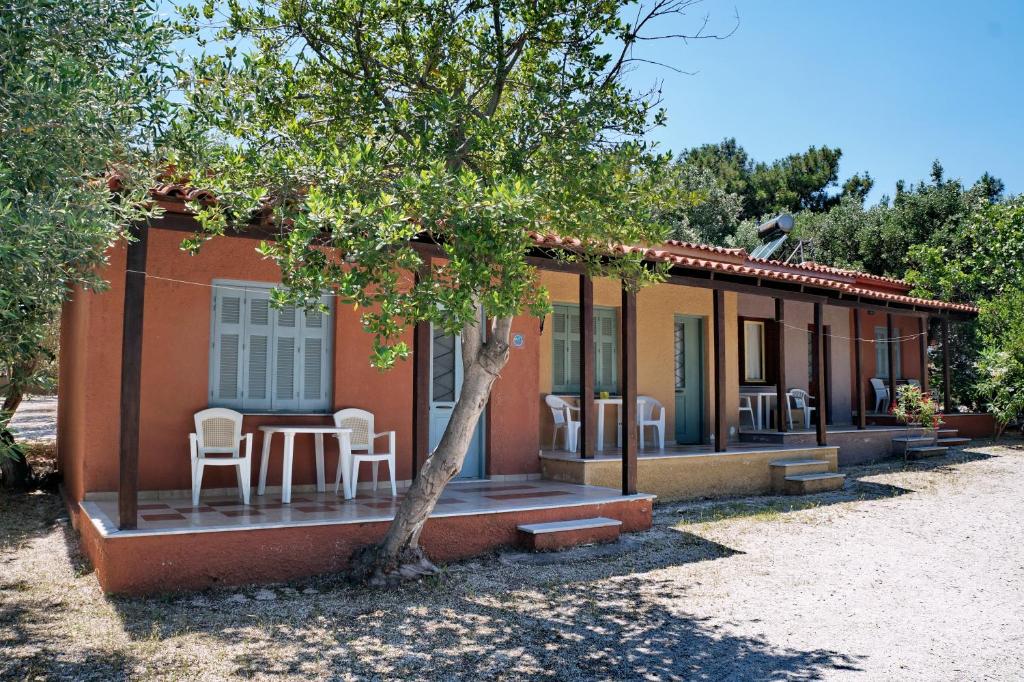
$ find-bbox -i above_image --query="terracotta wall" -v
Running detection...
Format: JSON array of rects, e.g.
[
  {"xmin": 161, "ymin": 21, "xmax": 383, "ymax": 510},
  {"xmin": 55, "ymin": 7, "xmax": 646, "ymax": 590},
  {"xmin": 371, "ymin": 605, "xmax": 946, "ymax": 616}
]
[
  {"xmin": 538, "ymin": 272, "xmax": 739, "ymax": 446},
  {"xmin": 58, "ymin": 226, "xmax": 541, "ymax": 498},
  {"xmin": 738, "ymin": 296, "xmax": 854, "ymax": 425},
  {"xmin": 854, "ymin": 309, "xmax": 925, "ymax": 411}
]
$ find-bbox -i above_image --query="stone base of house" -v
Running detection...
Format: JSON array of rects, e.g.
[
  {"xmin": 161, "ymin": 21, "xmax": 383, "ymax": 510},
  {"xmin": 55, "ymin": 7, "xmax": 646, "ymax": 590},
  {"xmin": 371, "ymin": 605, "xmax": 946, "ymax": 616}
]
[
  {"xmin": 539, "ymin": 445, "xmax": 840, "ymax": 502},
  {"xmin": 739, "ymin": 426, "xmax": 940, "ymax": 465}
]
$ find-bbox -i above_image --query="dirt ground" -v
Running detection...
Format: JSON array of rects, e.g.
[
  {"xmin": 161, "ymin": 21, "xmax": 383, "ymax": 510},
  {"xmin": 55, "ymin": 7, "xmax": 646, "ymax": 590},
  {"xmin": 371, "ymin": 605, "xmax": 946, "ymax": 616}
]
[{"xmin": 2, "ymin": 439, "xmax": 1023, "ymax": 680}]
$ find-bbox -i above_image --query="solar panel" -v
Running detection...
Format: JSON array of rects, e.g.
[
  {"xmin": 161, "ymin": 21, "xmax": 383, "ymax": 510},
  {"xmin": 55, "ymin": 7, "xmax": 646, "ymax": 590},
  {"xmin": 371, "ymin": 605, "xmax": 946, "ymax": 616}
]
[{"xmin": 750, "ymin": 234, "xmax": 789, "ymax": 260}]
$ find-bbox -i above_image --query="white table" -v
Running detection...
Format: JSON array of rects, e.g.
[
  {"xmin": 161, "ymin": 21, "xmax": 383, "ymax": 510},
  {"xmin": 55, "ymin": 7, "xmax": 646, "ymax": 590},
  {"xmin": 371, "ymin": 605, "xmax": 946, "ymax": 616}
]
[
  {"xmin": 594, "ymin": 397, "xmax": 647, "ymax": 451},
  {"xmin": 743, "ymin": 391, "xmax": 778, "ymax": 430},
  {"xmin": 257, "ymin": 426, "xmax": 353, "ymax": 503}
]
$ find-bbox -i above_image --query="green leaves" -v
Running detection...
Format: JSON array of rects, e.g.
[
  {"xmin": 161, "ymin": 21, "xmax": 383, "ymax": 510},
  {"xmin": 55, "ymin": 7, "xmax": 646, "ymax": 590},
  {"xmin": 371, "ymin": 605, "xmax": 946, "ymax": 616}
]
[{"xmin": 173, "ymin": 0, "xmax": 696, "ymax": 367}]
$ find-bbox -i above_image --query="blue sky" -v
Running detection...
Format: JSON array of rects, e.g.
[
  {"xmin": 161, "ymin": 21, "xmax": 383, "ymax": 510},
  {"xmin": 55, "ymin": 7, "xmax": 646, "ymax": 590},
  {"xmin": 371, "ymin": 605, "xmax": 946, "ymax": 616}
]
[{"xmin": 626, "ymin": 0, "xmax": 1024, "ymax": 203}]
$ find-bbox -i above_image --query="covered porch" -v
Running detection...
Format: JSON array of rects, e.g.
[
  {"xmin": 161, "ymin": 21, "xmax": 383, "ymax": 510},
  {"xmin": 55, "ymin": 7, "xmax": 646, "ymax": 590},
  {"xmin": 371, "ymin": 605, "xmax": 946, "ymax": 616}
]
[{"xmin": 77, "ymin": 478, "xmax": 654, "ymax": 594}]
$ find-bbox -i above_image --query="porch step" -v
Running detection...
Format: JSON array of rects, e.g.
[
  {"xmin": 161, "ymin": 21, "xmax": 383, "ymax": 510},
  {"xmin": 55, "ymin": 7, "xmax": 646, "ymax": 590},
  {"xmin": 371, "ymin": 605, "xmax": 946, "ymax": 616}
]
[
  {"xmin": 937, "ymin": 437, "xmax": 970, "ymax": 447},
  {"xmin": 891, "ymin": 436, "xmax": 935, "ymax": 456},
  {"xmin": 783, "ymin": 472, "xmax": 846, "ymax": 495},
  {"xmin": 769, "ymin": 459, "xmax": 833, "ymax": 493},
  {"xmin": 937, "ymin": 429, "xmax": 960, "ymax": 439},
  {"xmin": 906, "ymin": 445, "xmax": 949, "ymax": 460},
  {"xmin": 517, "ymin": 517, "xmax": 622, "ymax": 552}
]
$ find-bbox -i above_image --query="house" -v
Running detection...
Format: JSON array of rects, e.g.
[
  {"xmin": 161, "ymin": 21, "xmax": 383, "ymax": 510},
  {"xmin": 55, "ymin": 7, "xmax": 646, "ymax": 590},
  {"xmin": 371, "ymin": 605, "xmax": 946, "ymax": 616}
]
[{"xmin": 57, "ymin": 185, "xmax": 984, "ymax": 593}]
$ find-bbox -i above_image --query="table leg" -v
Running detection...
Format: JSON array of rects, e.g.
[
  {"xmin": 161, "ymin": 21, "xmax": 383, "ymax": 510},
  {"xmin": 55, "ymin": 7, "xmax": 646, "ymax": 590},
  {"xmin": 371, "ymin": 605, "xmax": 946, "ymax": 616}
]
[
  {"xmin": 282, "ymin": 433, "xmax": 295, "ymax": 504},
  {"xmin": 340, "ymin": 433, "xmax": 354, "ymax": 500},
  {"xmin": 616, "ymin": 403, "xmax": 622, "ymax": 448},
  {"xmin": 596, "ymin": 403, "xmax": 605, "ymax": 451},
  {"xmin": 258, "ymin": 431, "xmax": 272, "ymax": 495},
  {"xmin": 755, "ymin": 396, "xmax": 764, "ymax": 431},
  {"xmin": 314, "ymin": 433, "xmax": 326, "ymax": 492}
]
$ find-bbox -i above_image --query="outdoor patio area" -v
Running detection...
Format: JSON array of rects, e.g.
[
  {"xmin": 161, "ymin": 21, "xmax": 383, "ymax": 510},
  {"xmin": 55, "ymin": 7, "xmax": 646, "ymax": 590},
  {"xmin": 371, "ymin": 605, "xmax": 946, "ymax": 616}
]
[{"xmin": 80, "ymin": 479, "xmax": 650, "ymax": 537}]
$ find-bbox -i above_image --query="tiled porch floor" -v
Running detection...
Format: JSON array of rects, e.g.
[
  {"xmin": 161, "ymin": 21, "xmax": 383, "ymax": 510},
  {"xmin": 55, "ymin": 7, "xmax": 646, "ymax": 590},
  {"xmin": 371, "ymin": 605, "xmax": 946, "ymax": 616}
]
[{"xmin": 82, "ymin": 479, "xmax": 651, "ymax": 537}]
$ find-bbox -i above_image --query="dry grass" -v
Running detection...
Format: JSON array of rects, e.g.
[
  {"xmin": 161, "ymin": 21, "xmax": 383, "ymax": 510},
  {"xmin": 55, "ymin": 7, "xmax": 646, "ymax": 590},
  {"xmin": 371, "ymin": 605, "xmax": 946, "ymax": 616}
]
[{"xmin": 2, "ymin": 441, "xmax": 1023, "ymax": 680}]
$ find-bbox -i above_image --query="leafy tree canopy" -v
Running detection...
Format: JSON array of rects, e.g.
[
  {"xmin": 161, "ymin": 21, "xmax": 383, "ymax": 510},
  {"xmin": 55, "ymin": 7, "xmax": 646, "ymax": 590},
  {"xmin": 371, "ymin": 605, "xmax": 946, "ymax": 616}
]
[{"xmin": 0, "ymin": 0, "xmax": 173, "ymax": 480}]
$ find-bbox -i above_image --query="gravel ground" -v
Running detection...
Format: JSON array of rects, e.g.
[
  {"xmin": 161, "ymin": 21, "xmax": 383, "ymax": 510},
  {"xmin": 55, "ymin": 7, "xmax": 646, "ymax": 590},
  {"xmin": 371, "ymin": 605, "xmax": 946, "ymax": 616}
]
[{"xmin": 2, "ymin": 439, "xmax": 1023, "ymax": 680}]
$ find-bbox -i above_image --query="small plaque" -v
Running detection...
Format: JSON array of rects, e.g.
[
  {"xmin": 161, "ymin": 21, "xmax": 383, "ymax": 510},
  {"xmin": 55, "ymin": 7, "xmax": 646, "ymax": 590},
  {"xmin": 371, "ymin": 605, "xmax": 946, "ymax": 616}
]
[{"xmin": 512, "ymin": 333, "xmax": 525, "ymax": 348}]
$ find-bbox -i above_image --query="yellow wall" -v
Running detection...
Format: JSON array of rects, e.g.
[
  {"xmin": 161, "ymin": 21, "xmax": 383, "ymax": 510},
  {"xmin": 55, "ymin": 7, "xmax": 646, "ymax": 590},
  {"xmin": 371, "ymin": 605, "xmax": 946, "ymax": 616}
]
[{"xmin": 538, "ymin": 272, "xmax": 740, "ymax": 447}]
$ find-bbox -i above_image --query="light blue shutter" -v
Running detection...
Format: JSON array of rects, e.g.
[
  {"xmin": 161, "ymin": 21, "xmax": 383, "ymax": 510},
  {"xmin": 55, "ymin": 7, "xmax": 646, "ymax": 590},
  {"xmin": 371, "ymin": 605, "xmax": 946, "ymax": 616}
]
[
  {"xmin": 243, "ymin": 289, "xmax": 272, "ymax": 410},
  {"xmin": 272, "ymin": 303, "xmax": 299, "ymax": 410},
  {"xmin": 595, "ymin": 309, "xmax": 617, "ymax": 392},
  {"xmin": 211, "ymin": 288, "xmax": 244, "ymax": 406},
  {"xmin": 298, "ymin": 294, "xmax": 333, "ymax": 410},
  {"xmin": 551, "ymin": 306, "xmax": 571, "ymax": 393}
]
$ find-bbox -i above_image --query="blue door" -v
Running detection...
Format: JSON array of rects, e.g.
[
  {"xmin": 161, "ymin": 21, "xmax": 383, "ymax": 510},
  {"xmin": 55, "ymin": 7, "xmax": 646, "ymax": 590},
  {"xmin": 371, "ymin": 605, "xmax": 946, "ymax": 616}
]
[
  {"xmin": 674, "ymin": 316, "xmax": 704, "ymax": 444},
  {"xmin": 429, "ymin": 324, "xmax": 485, "ymax": 478}
]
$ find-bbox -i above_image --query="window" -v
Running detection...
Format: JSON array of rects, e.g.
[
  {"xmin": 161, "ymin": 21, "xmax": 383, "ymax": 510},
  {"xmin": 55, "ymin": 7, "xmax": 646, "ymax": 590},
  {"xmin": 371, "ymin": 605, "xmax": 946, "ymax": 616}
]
[
  {"xmin": 551, "ymin": 304, "xmax": 617, "ymax": 393},
  {"xmin": 743, "ymin": 320, "xmax": 766, "ymax": 383},
  {"xmin": 209, "ymin": 281, "xmax": 333, "ymax": 412},
  {"xmin": 874, "ymin": 326, "xmax": 902, "ymax": 380}
]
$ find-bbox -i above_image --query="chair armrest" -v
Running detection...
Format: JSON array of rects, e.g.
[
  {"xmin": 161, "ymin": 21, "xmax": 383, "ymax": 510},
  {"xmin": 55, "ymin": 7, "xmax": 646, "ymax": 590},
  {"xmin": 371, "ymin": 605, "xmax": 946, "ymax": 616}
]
[
  {"xmin": 564, "ymin": 404, "xmax": 581, "ymax": 414},
  {"xmin": 242, "ymin": 432, "xmax": 253, "ymax": 458},
  {"xmin": 372, "ymin": 430, "xmax": 397, "ymax": 456}
]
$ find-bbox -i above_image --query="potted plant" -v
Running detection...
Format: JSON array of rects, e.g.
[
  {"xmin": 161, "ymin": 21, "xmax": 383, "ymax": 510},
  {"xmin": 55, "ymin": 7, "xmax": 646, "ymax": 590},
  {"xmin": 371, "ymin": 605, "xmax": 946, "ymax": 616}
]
[{"xmin": 891, "ymin": 384, "xmax": 943, "ymax": 442}]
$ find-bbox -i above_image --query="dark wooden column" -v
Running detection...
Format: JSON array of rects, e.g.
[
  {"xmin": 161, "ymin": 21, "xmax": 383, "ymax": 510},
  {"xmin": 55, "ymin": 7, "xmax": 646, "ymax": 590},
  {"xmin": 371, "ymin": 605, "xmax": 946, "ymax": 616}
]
[
  {"xmin": 854, "ymin": 309, "xmax": 867, "ymax": 429},
  {"xmin": 712, "ymin": 289, "xmax": 727, "ymax": 452},
  {"xmin": 774, "ymin": 298, "xmax": 787, "ymax": 432},
  {"xmin": 886, "ymin": 312, "xmax": 897, "ymax": 412},
  {"xmin": 918, "ymin": 316, "xmax": 929, "ymax": 395},
  {"xmin": 411, "ymin": 264, "xmax": 431, "ymax": 479},
  {"xmin": 579, "ymin": 275, "xmax": 596, "ymax": 458},
  {"xmin": 118, "ymin": 223, "xmax": 149, "ymax": 530},
  {"xmin": 812, "ymin": 302, "xmax": 828, "ymax": 446},
  {"xmin": 942, "ymin": 316, "xmax": 952, "ymax": 414},
  {"xmin": 620, "ymin": 282, "xmax": 637, "ymax": 495}
]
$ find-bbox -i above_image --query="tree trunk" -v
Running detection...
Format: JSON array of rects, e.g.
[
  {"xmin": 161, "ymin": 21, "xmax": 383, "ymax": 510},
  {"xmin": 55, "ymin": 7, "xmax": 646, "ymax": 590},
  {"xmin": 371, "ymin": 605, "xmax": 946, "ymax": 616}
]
[
  {"xmin": 0, "ymin": 360, "xmax": 36, "ymax": 489},
  {"xmin": 350, "ymin": 315, "xmax": 513, "ymax": 585}
]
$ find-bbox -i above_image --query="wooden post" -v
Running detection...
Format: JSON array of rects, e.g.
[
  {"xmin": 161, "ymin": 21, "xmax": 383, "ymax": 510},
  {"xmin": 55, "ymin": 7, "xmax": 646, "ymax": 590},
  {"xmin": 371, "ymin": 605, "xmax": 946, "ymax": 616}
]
[
  {"xmin": 411, "ymin": 264, "xmax": 431, "ymax": 479},
  {"xmin": 886, "ymin": 312, "xmax": 897, "ymax": 415},
  {"xmin": 774, "ymin": 298, "xmax": 787, "ymax": 433},
  {"xmin": 579, "ymin": 275, "xmax": 596, "ymax": 458},
  {"xmin": 620, "ymin": 282, "xmax": 637, "ymax": 495},
  {"xmin": 942, "ymin": 317, "xmax": 952, "ymax": 414},
  {"xmin": 919, "ymin": 316, "xmax": 929, "ymax": 396},
  {"xmin": 854, "ymin": 310, "xmax": 866, "ymax": 429},
  {"xmin": 712, "ymin": 289, "xmax": 727, "ymax": 452},
  {"xmin": 118, "ymin": 223, "xmax": 148, "ymax": 530},
  {"xmin": 813, "ymin": 302, "xmax": 828, "ymax": 446}
]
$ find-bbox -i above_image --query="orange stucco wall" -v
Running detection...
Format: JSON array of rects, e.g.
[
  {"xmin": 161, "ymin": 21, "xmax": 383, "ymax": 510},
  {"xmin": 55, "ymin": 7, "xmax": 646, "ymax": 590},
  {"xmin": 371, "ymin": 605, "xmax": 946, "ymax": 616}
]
[
  {"xmin": 57, "ymin": 225, "xmax": 542, "ymax": 499},
  {"xmin": 854, "ymin": 309, "xmax": 925, "ymax": 410}
]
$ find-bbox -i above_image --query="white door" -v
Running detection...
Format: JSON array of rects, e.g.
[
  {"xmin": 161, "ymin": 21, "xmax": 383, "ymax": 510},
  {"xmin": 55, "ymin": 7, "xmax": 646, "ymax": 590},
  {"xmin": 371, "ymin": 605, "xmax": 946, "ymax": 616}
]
[{"xmin": 429, "ymin": 324, "xmax": 485, "ymax": 478}]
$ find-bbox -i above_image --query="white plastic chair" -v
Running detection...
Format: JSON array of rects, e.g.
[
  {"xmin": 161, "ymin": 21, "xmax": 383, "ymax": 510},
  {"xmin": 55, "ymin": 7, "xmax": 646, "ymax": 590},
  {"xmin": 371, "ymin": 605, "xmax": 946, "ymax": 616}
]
[
  {"xmin": 870, "ymin": 378, "xmax": 890, "ymax": 414},
  {"xmin": 545, "ymin": 395, "xmax": 581, "ymax": 452},
  {"xmin": 637, "ymin": 395, "xmax": 665, "ymax": 450},
  {"xmin": 189, "ymin": 408, "xmax": 253, "ymax": 506},
  {"xmin": 786, "ymin": 389, "xmax": 817, "ymax": 430},
  {"xmin": 739, "ymin": 395, "xmax": 756, "ymax": 427},
  {"xmin": 332, "ymin": 408, "xmax": 396, "ymax": 498}
]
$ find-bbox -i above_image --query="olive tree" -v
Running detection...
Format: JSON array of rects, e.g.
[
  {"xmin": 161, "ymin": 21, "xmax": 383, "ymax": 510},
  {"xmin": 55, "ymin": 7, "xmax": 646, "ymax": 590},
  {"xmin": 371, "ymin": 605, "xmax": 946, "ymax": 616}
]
[
  {"xmin": 174, "ymin": 0, "xmax": 732, "ymax": 583},
  {"xmin": 0, "ymin": 0, "xmax": 173, "ymax": 486}
]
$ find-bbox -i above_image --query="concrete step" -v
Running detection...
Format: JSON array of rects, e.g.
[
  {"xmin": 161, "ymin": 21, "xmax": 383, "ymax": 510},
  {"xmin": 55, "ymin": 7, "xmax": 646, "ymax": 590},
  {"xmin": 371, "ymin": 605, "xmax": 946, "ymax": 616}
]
[
  {"xmin": 937, "ymin": 429, "xmax": 959, "ymax": 439},
  {"xmin": 783, "ymin": 472, "xmax": 846, "ymax": 495},
  {"xmin": 937, "ymin": 437, "xmax": 970, "ymax": 447},
  {"xmin": 770, "ymin": 459, "xmax": 833, "ymax": 493},
  {"xmin": 517, "ymin": 517, "xmax": 622, "ymax": 551},
  {"xmin": 906, "ymin": 445, "xmax": 949, "ymax": 460},
  {"xmin": 891, "ymin": 436, "xmax": 935, "ymax": 455}
]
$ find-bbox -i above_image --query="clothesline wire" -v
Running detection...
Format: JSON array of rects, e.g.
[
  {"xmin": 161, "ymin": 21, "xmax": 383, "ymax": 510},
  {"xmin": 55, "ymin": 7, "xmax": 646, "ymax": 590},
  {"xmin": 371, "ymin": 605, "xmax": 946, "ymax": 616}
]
[{"xmin": 127, "ymin": 269, "xmax": 931, "ymax": 344}]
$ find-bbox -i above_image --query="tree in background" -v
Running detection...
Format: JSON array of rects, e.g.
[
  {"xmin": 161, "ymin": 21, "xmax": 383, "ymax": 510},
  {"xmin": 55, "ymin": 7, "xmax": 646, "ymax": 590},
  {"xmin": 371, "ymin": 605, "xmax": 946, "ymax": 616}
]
[
  {"xmin": 663, "ymin": 164, "xmax": 743, "ymax": 245},
  {"xmin": 174, "ymin": 0, "xmax": 731, "ymax": 583},
  {"xmin": 0, "ymin": 0, "xmax": 173, "ymax": 487}
]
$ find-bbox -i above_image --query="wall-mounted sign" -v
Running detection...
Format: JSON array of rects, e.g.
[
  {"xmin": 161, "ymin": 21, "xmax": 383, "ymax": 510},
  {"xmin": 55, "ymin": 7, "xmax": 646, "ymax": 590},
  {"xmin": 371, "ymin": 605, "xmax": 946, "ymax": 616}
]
[{"xmin": 512, "ymin": 333, "xmax": 525, "ymax": 348}]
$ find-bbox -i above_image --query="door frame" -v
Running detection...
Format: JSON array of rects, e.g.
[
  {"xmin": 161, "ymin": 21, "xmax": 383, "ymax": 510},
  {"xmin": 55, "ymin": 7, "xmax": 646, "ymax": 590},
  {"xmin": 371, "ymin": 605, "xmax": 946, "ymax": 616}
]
[
  {"xmin": 674, "ymin": 314, "xmax": 705, "ymax": 445},
  {"xmin": 428, "ymin": 322, "xmax": 486, "ymax": 479}
]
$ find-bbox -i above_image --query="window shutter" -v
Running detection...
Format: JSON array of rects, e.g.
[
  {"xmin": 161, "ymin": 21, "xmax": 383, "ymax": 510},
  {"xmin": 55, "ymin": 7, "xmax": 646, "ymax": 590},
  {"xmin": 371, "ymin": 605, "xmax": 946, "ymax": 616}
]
[
  {"xmin": 595, "ymin": 309, "xmax": 617, "ymax": 392},
  {"xmin": 298, "ymin": 294, "xmax": 332, "ymax": 410},
  {"xmin": 272, "ymin": 304, "xmax": 299, "ymax": 410},
  {"xmin": 243, "ymin": 290, "xmax": 272, "ymax": 410},
  {"xmin": 875, "ymin": 327, "xmax": 888, "ymax": 379},
  {"xmin": 211, "ymin": 289, "xmax": 244, "ymax": 405}
]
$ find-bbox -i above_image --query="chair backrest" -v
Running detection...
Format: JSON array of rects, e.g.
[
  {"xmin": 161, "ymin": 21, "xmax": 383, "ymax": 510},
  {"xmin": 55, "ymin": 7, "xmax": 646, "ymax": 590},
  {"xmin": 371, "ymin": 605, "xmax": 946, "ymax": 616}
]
[
  {"xmin": 869, "ymin": 377, "xmax": 888, "ymax": 396},
  {"xmin": 637, "ymin": 395, "xmax": 662, "ymax": 420},
  {"xmin": 333, "ymin": 408, "xmax": 373, "ymax": 451},
  {"xmin": 194, "ymin": 408, "xmax": 243, "ymax": 454},
  {"xmin": 906, "ymin": 379, "xmax": 921, "ymax": 388},
  {"xmin": 545, "ymin": 394, "xmax": 570, "ymax": 426},
  {"xmin": 788, "ymin": 389, "xmax": 810, "ymax": 408}
]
